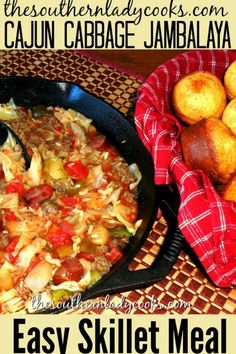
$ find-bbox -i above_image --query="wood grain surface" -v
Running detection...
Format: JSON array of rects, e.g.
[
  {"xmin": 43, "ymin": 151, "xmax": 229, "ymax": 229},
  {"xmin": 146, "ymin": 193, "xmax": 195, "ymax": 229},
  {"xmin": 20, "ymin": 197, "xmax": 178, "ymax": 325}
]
[{"xmin": 89, "ymin": 50, "xmax": 186, "ymax": 77}]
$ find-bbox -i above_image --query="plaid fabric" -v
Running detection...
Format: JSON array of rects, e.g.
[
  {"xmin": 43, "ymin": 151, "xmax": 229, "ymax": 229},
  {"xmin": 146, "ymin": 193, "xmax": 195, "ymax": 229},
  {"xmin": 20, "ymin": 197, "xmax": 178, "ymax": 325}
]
[{"xmin": 135, "ymin": 50, "xmax": 236, "ymax": 287}]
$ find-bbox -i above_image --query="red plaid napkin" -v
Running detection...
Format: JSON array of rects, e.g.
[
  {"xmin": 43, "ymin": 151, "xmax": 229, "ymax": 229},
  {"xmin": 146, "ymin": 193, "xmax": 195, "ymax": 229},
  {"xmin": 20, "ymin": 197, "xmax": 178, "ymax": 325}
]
[{"xmin": 135, "ymin": 50, "xmax": 236, "ymax": 287}]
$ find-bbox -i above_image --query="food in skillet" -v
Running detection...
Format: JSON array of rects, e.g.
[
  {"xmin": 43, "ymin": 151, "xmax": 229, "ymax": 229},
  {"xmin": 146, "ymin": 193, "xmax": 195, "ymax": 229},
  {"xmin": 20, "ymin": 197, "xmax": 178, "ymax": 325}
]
[{"xmin": 0, "ymin": 101, "xmax": 142, "ymax": 313}]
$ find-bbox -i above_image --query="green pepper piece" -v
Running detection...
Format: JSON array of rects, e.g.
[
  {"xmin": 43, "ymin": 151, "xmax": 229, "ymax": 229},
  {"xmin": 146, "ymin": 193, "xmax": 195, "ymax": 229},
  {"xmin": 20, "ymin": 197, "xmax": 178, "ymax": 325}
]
[
  {"xmin": 66, "ymin": 182, "xmax": 84, "ymax": 196},
  {"xmin": 109, "ymin": 227, "xmax": 132, "ymax": 238},
  {"xmin": 51, "ymin": 289, "xmax": 72, "ymax": 305},
  {"xmin": 31, "ymin": 105, "xmax": 51, "ymax": 118},
  {"xmin": 89, "ymin": 270, "xmax": 102, "ymax": 287}
]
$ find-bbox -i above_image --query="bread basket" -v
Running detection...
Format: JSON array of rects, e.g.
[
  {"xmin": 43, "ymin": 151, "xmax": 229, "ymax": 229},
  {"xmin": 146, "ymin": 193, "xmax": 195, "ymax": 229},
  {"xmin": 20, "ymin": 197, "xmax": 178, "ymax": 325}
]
[{"xmin": 135, "ymin": 50, "xmax": 236, "ymax": 287}]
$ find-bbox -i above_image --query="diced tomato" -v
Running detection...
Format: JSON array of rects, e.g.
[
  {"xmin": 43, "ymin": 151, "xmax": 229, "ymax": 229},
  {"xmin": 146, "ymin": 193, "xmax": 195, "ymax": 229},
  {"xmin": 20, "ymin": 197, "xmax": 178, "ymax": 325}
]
[
  {"xmin": 5, "ymin": 237, "xmax": 19, "ymax": 253},
  {"xmin": 53, "ymin": 257, "xmax": 84, "ymax": 285},
  {"xmin": 88, "ymin": 135, "xmax": 107, "ymax": 149},
  {"xmin": 24, "ymin": 184, "xmax": 54, "ymax": 209},
  {"xmin": 76, "ymin": 252, "xmax": 95, "ymax": 262},
  {"xmin": 108, "ymin": 151, "xmax": 117, "ymax": 158},
  {"xmin": 60, "ymin": 196, "xmax": 84, "ymax": 209},
  {"xmin": 46, "ymin": 224, "xmax": 72, "ymax": 249},
  {"xmin": 107, "ymin": 147, "xmax": 118, "ymax": 158},
  {"xmin": 5, "ymin": 236, "xmax": 20, "ymax": 264},
  {"xmin": 106, "ymin": 247, "xmax": 123, "ymax": 264},
  {"xmin": 54, "ymin": 124, "xmax": 63, "ymax": 133},
  {"xmin": 120, "ymin": 203, "xmax": 137, "ymax": 223},
  {"xmin": 120, "ymin": 192, "xmax": 128, "ymax": 205},
  {"xmin": 60, "ymin": 196, "xmax": 77, "ymax": 207},
  {"xmin": 5, "ymin": 176, "xmax": 26, "ymax": 196},
  {"xmin": 59, "ymin": 220, "xmax": 74, "ymax": 237},
  {"xmin": 5, "ymin": 211, "xmax": 17, "ymax": 222},
  {"xmin": 95, "ymin": 215, "xmax": 101, "ymax": 221},
  {"xmin": 64, "ymin": 160, "xmax": 89, "ymax": 181},
  {"xmin": 8, "ymin": 253, "xmax": 18, "ymax": 264},
  {"xmin": 126, "ymin": 212, "xmax": 137, "ymax": 223},
  {"xmin": 0, "ymin": 303, "xmax": 2, "ymax": 314},
  {"xmin": 101, "ymin": 161, "xmax": 112, "ymax": 173},
  {"xmin": 106, "ymin": 172, "xmax": 122, "ymax": 184},
  {"xmin": 60, "ymin": 207, "xmax": 72, "ymax": 216},
  {"xmin": 121, "ymin": 183, "xmax": 129, "ymax": 193}
]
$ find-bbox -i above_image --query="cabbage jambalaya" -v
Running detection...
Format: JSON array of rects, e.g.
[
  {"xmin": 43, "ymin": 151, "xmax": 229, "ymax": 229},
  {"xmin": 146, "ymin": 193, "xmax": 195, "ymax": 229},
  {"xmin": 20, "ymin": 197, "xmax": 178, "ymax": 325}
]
[{"xmin": 0, "ymin": 101, "xmax": 142, "ymax": 313}]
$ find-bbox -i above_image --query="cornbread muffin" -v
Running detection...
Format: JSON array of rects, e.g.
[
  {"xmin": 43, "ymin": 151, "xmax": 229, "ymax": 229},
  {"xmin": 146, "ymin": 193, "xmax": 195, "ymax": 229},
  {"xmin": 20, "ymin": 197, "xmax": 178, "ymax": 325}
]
[
  {"xmin": 222, "ymin": 174, "xmax": 236, "ymax": 202},
  {"xmin": 224, "ymin": 61, "xmax": 236, "ymax": 100},
  {"xmin": 172, "ymin": 71, "xmax": 226, "ymax": 125},
  {"xmin": 222, "ymin": 97, "xmax": 236, "ymax": 135},
  {"xmin": 181, "ymin": 118, "xmax": 236, "ymax": 184}
]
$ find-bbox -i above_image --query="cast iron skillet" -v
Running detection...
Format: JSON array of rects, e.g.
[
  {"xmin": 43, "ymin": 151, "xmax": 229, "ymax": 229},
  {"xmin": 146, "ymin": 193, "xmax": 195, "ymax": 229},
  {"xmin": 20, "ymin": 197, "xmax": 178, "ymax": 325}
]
[{"xmin": 0, "ymin": 76, "xmax": 184, "ymax": 313}]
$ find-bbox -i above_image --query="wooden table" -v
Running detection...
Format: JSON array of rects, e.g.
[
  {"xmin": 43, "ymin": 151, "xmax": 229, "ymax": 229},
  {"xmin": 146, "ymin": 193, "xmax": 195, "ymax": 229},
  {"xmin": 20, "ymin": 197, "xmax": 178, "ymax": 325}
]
[{"xmin": 89, "ymin": 50, "xmax": 186, "ymax": 77}]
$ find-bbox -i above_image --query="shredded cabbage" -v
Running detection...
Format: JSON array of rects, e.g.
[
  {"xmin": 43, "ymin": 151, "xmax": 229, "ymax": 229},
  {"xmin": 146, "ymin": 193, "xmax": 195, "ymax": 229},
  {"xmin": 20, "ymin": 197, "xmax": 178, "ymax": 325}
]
[
  {"xmin": 113, "ymin": 201, "xmax": 142, "ymax": 235},
  {"xmin": 0, "ymin": 153, "xmax": 17, "ymax": 182},
  {"xmin": 24, "ymin": 261, "xmax": 53, "ymax": 294},
  {"xmin": 0, "ymin": 100, "xmax": 17, "ymax": 121},
  {"xmin": 0, "ymin": 193, "xmax": 19, "ymax": 209},
  {"xmin": 16, "ymin": 237, "xmax": 46, "ymax": 268},
  {"xmin": 129, "ymin": 163, "xmax": 142, "ymax": 190},
  {"xmin": 1, "ymin": 131, "xmax": 16, "ymax": 150},
  {"xmin": 71, "ymin": 122, "xmax": 86, "ymax": 142},
  {"xmin": 24, "ymin": 148, "xmax": 42, "ymax": 186},
  {"xmin": 55, "ymin": 108, "xmax": 92, "ymax": 129}
]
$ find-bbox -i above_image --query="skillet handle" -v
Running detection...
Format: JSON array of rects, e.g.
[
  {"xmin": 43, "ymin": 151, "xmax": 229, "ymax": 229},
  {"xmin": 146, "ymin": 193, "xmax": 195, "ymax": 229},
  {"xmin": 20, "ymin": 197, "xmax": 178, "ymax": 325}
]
[{"xmin": 80, "ymin": 185, "xmax": 184, "ymax": 301}]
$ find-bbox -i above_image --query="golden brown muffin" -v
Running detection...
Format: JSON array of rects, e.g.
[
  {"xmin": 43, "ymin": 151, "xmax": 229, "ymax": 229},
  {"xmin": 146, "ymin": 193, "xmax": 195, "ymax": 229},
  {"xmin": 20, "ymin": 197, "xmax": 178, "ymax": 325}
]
[
  {"xmin": 222, "ymin": 97, "xmax": 236, "ymax": 135},
  {"xmin": 172, "ymin": 71, "xmax": 226, "ymax": 125},
  {"xmin": 181, "ymin": 118, "xmax": 236, "ymax": 184},
  {"xmin": 224, "ymin": 61, "xmax": 236, "ymax": 100},
  {"xmin": 222, "ymin": 174, "xmax": 236, "ymax": 202}
]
